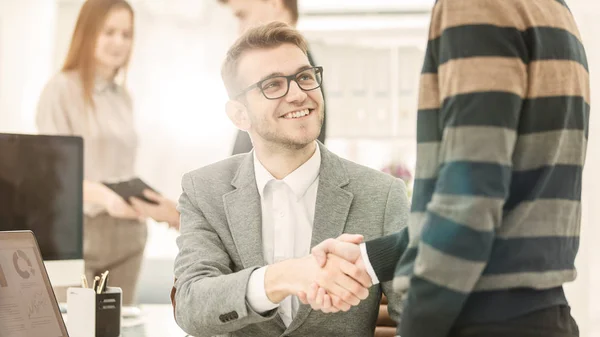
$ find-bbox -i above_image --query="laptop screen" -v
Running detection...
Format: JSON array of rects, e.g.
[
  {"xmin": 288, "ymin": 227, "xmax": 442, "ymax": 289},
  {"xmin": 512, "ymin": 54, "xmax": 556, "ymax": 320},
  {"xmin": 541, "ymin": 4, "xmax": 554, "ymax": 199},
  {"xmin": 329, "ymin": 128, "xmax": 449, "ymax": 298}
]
[{"xmin": 0, "ymin": 231, "xmax": 69, "ymax": 337}]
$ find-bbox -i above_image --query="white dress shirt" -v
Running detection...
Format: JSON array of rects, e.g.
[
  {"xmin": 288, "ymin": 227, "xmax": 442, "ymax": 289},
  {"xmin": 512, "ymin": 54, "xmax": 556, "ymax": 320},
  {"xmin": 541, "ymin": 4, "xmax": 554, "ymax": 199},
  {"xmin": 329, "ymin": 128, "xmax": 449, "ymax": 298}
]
[
  {"xmin": 246, "ymin": 144, "xmax": 321, "ymax": 327},
  {"xmin": 360, "ymin": 243, "xmax": 380, "ymax": 285}
]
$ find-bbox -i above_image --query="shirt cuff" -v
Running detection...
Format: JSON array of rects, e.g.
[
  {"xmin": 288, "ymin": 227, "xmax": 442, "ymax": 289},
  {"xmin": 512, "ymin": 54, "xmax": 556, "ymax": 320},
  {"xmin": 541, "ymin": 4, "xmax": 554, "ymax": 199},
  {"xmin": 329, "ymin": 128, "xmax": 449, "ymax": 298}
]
[
  {"xmin": 360, "ymin": 243, "xmax": 380, "ymax": 285},
  {"xmin": 246, "ymin": 266, "xmax": 279, "ymax": 313}
]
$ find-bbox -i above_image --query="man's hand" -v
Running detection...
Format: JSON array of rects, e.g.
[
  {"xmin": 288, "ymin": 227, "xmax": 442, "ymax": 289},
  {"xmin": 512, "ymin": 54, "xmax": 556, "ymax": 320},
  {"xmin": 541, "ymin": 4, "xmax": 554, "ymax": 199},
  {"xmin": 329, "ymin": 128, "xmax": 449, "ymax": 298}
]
[
  {"xmin": 311, "ymin": 234, "xmax": 363, "ymax": 267},
  {"xmin": 130, "ymin": 189, "xmax": 180, "ymax": 229},
  {"xmin": 298, "ymin": 234, "xmax": 369, "ymax": 312},
  {"xmin": 264, "ymin": 252, "xmax": 371, "ymax": 311}
]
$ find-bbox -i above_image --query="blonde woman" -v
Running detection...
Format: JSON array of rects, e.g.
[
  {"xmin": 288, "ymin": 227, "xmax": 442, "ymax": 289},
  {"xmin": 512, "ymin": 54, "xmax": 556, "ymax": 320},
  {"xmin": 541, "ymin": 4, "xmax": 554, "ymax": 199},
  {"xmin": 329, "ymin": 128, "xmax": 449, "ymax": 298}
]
[{"xmin": 37, "ymin": 0, "xmax": 145, "ymax": 305}]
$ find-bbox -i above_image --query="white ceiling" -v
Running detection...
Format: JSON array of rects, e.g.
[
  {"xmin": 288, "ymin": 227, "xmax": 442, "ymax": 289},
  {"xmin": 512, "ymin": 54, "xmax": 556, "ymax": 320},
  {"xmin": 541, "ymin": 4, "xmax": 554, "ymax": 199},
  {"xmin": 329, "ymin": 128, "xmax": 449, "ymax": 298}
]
[
  {"xmin": 54, "ymin": 0, "xmax": 433, "ymax": 35},
  {"xmin": 135, "ymin": 0, "xmax": 210, "ymax": 17},
  {"xmin": 297, "ymin": 0, "xmax": 432, "ymax": 37},
  {"xmin": 299, "ymin": 0, "xmax": 435, "ymax": 13},
  {"xmin": 57, "ymin": 0, "xmax": 434, "ymax": 16}
]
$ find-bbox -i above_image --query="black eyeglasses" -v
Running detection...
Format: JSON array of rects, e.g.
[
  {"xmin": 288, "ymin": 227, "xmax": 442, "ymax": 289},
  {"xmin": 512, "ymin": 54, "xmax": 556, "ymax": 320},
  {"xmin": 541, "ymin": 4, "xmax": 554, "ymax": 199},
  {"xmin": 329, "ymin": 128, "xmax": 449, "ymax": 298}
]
[{"xmin": 234, "ymin": 66, "xmax": 323, "ymax": 100}]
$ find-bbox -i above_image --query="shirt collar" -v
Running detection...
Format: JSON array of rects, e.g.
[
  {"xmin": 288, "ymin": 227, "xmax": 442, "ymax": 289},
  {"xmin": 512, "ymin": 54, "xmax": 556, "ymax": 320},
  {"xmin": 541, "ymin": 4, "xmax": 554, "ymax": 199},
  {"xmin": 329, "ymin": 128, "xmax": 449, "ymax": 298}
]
[
  {"xmin": 253, "ymin": 143, "xmax": 321, "ymax": 200},
  {"xmin": 94, "ymin": 77, "xmax": 117, "ymax": 93},
  {"xmin": 254, "ymin": 153, "xmax": 275, "ymax": 198}
]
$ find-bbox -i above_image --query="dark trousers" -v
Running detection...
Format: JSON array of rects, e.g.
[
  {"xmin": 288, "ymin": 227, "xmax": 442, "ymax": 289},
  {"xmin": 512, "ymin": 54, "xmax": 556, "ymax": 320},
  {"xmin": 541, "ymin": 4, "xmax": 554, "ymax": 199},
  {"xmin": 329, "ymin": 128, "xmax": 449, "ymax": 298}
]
[{"xmin": 449, "ymin": 305, "xmax": 579, "ymax": 337}]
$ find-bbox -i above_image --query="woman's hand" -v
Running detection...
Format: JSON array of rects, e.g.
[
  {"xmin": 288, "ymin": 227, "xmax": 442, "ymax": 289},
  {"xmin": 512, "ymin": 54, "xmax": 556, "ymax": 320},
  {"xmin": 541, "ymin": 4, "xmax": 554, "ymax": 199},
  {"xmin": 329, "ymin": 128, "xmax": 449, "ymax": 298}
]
[
  {"xmin": 83, "ymin": 180, "xmax": 140, "ymax": 219},
  {"xmin": 130, "ymin": 189, "xmax": 180, "ymax": 230},
  {"xmin": 104, "ymin": 190, "xmax": 140, "ymax": 219}
]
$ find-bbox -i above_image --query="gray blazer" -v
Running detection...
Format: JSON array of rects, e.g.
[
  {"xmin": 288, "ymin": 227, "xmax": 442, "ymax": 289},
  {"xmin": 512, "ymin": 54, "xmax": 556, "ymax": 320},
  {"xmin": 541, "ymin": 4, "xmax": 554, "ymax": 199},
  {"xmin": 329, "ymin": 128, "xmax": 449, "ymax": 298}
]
[{"xmin": 173, "ymin": 143, "xmax": 409, "ymax": 337}]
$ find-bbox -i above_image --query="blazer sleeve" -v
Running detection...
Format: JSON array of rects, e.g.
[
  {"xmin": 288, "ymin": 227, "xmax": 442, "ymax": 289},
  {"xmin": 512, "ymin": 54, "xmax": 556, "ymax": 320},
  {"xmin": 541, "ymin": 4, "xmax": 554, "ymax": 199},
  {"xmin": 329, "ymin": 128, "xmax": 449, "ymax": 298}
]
[
  {"xmin": 173, "ymin": 173, "xmax": 278, "ymax": 337},
  {"xmin": 378, "ymin": 178, "xmax": 410, "ymax": 325}
]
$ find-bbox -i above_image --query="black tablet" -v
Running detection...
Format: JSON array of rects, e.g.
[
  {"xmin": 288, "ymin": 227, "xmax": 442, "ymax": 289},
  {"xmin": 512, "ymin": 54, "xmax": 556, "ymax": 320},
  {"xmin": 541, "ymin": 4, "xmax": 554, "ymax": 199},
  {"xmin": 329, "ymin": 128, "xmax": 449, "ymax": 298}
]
[{"xmin": 103, "ymin": 178, "xmax": 159, "ymax": 205}]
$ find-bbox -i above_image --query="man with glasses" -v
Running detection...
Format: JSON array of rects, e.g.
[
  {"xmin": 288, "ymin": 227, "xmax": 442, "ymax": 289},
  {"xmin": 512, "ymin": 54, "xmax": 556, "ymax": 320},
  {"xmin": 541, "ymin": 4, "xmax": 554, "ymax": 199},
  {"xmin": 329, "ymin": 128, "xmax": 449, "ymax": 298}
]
[
  {"xmin": 217, "ymin": 0, "xmax": 327, "ymax": 155},
  {"xmin": 170, "ymin": 22, "xmax": 408, "ymax": 337}
]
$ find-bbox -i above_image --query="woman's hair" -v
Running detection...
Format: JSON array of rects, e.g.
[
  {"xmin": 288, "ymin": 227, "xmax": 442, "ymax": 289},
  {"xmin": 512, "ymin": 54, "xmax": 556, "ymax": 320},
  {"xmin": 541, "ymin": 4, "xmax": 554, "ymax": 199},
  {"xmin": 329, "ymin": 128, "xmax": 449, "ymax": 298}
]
[{"xmin": 62, "ymin": 0, "xmax": 134, "ymax": 108}]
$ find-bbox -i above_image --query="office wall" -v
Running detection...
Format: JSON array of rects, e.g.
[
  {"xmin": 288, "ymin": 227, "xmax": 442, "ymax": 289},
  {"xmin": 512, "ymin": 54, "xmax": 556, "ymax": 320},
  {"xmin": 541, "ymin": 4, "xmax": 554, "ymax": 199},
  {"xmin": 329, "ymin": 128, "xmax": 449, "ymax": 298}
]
[
  {"xmin": 299, "ymin": 14, "xmax": 429, "ymax": 176},
  {"xmin": 126, "ymin": 3, "xmax": 238, "ymax": 200},
  {"xmin": 0, "ymin": 0, "xmax": 56, "ymax": 133}
]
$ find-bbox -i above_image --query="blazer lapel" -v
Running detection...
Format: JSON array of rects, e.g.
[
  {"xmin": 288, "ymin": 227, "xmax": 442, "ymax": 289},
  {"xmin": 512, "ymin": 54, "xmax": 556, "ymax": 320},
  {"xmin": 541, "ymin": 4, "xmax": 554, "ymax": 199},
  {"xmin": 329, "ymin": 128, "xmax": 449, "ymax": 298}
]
[
  {"xmin": 310, "ymin": 143, "xmax": 353, "ymax": 256},
  {"xmin": 285, "ymin": 143, "xmax": 354, "ymax": 334},
  {"xmin": 223, "ymin": 153, "xmax": 265, "ymax": 268}
]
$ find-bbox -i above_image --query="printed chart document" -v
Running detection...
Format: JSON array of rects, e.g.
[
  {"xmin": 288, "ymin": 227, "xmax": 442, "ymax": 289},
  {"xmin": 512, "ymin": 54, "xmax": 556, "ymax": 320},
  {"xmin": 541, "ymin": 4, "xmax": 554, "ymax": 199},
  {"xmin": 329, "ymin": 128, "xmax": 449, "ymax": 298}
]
[{"xmin": 0, "ymin": 242, "xmax": 63, "ymax": 337}]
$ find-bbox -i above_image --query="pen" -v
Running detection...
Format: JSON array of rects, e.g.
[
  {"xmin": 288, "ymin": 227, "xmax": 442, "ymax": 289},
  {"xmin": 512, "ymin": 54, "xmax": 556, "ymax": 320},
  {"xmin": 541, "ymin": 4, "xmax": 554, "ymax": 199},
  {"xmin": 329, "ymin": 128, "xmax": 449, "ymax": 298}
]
[
  {"xmin": 102, "ymin": 272, "xmax": 110, "ymax": 293},
  {"xmin": 97, "ymin": 270, "xmax": 109, "ymax": 294},
  {"xmin": 92, "ymin": 276, "xmax": 100, "ymax": 292},
  {"xmin": 102, "ymin": 275, "xmax": 109, "ymax": 293},
  {"xmin": 81, "ymin": 275, "xmax": 89, "ymax": 288}
]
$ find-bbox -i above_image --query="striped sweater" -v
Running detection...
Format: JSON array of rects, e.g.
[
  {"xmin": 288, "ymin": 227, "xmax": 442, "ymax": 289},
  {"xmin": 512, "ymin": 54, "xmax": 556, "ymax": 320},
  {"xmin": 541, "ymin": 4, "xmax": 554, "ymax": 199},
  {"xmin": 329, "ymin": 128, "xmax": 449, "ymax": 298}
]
[{"xmin": 365, "ymin": 0, "xmax": 589, "ymax": 336}]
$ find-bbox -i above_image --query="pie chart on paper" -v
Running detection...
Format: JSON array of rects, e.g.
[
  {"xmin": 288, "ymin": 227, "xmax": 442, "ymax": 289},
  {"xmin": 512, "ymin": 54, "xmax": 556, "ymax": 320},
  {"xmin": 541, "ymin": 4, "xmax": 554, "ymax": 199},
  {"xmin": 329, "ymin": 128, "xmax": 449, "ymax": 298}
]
[{"xmin": 13, "ymin": 249, "xmax": 35, "ymax": 279}]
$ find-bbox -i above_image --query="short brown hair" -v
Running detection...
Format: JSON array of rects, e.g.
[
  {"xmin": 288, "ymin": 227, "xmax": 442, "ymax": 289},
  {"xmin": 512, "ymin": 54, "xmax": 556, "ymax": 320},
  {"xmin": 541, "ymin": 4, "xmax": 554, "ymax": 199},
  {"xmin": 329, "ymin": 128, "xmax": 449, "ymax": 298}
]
[
  {"xmin": 218, "ymin": 0, "xmax": 299, "ymax": 24},
  {"xmin": 221, "ymin": 21, "xmax": 308, "ymax": 98}
]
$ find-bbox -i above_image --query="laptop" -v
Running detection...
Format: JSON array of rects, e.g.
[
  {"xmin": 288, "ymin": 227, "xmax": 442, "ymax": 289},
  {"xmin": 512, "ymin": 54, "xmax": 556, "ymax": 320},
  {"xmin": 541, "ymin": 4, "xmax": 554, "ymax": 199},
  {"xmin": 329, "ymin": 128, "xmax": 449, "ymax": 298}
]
[{"xmin": 0, "ymin": 231, "xmax": 69, "ymax": 337}]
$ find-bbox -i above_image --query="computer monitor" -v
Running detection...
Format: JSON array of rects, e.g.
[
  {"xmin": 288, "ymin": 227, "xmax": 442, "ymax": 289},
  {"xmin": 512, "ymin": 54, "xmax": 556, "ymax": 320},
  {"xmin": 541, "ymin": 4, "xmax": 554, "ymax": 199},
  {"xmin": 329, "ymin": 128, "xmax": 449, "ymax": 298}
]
[{"xmin": 0, "ymin": 133, "xmax": 84, "ymax": 287}]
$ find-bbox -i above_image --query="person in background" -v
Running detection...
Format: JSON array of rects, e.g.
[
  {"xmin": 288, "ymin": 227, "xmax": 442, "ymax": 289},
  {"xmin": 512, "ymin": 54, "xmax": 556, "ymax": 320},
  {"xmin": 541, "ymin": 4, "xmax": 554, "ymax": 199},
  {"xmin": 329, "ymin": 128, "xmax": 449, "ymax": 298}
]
[
  {"xmin": 218, "ymin": 0, "xmax": 327, "ymax": 155},
  {"xmin": 36, "ymin": 0, "xmax": 170, "ymax": 304},
  {"xmin": 304, "ymin": 1, "xmax": 588, "ymax": 337}
]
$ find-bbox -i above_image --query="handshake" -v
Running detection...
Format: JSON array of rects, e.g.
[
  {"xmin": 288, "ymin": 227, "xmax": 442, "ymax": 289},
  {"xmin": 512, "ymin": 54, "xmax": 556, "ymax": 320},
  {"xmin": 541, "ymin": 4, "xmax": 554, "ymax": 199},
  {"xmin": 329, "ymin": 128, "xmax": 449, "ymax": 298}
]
[{"xmin": 264, "ymin": 234, "xmax": 371, "ymax": 313}]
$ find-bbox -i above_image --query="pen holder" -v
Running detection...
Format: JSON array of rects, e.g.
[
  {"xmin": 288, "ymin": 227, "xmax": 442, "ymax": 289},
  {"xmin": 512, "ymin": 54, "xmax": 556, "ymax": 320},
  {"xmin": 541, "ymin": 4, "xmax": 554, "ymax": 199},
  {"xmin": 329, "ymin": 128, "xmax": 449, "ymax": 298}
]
[{"xmin": 66, "ymin": 286, "xmax": 122, "ymax": 337}]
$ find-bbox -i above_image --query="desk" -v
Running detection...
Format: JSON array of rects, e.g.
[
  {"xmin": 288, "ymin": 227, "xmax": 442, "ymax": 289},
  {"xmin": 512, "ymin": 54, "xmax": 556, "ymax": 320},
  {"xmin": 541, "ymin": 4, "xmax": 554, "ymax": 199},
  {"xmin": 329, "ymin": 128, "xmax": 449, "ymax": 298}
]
[
  {"xmin": 64, "ymin": 304, "xmax": 187, "ymax": 337},
  {"xmin": 121, "ymin": 305, "xmax": 187, "ymax": 337}
]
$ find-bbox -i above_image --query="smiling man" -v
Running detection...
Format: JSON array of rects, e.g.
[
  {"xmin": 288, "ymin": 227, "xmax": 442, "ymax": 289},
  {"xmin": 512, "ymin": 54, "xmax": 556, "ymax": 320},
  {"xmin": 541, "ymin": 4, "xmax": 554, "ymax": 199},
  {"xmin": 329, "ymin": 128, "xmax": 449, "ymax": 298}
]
[
  {"xmin": 218, "ymin": 0, "xmax": 327, "ymax": 155},
  {"xmin": 171, "ymin": 22, "xmax": 409, "ymax": 337}
]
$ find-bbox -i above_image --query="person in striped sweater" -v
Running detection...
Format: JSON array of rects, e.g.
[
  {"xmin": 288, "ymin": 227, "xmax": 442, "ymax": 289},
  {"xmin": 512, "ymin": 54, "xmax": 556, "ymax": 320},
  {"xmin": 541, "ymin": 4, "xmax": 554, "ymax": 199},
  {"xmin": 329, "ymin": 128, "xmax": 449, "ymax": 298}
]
[{"xmin": 300, "ymin": 0, "xmax": 589, "ymax": 336}]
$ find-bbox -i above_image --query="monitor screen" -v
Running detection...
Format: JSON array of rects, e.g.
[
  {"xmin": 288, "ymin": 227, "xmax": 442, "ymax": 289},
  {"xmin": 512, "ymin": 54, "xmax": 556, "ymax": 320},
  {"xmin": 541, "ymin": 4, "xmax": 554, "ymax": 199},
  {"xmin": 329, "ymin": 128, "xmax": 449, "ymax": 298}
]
[{"xmin": 0, "ymin": 133, "xmax": 83, "ymax": 261}]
